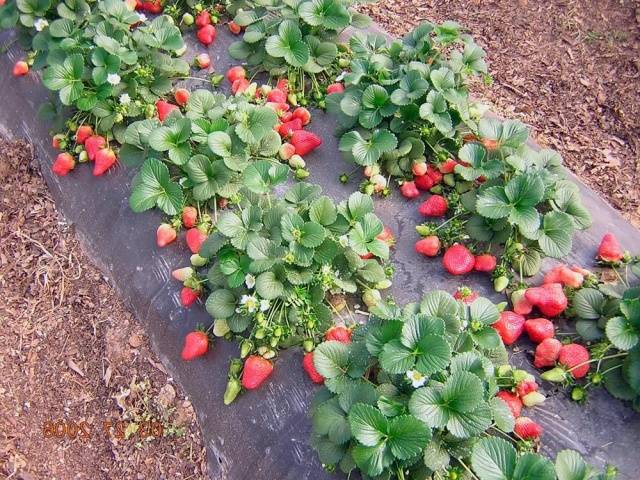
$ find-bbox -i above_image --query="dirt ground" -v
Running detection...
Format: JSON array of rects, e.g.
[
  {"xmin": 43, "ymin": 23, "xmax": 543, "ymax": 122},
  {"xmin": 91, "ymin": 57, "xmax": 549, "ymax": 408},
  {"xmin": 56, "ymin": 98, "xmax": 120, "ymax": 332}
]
[
  {"xmin": 360, "ymin": 0, "xmax": 640, "ymax": 227},
  {"xmin": 0, "ymin": 138, "xmax": 207, "ymax": 479}
]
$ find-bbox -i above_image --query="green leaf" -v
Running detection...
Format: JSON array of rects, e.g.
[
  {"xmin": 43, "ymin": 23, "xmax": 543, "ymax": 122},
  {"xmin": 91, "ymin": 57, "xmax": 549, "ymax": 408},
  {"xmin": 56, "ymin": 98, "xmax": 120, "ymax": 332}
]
[
  {"xmin": 379, "ymin": 339, "xmax": 415, "ymax": 374},
  {"xmin": 300, "ymin": 222, "xmax": 326, "ymax": 248},
  {"xmin": 312, "ymin": 398, "xmax": 351, "ymax": 444},
  {"xmin": 512, "ymin": 453, "xmax": 555, "ymax": 480},
  {"xmin": 605, "ymin": 316, "xmax": 638, "ymax": 351},
  {"xmin": 555, "ymin": 450, "xmax": 588, "ymax": 480},
  {"xmin": 574, "ymin": 288, "xmax": 605, "ymax": 320},
  {"xmin": 348, "ymin": 403, "xmax": 388, "ymax": 447},
  {"xmin": 470, "ymin": 437, "xmax": 516, "ymax": 480},
  {"xmin": 314, "ymin": 341, "xmax": 350, "ymax": 378},
  {"xmin": 419, "ymin": 291, "xmax": 460, "ymax": 333},
  {"xmin": 414, "ymin": 335, "xmax": 451, "ymax": 375},
  {"xmin": 347, "ymin": 191, "xmax": 374, "ymax": 220},
  {"xmin": 208, "ymin": 131, "xmax": 233, "ymax": 157},
  {"xmin": 470, "ymin": 298, "xmax": 499, "ymax": 325},
  {"xmin": 476, "ymin": 187, "xmax": 511, "ymax": 219},
  {"xmin": 236, "ymin": 106, "xmax": 278, "ymax": 144},
  {"xmin": 217, "ymin": 212, "xmax": 245, "ymax": 238},
  {"xmin": 205, "ymin": 289, "xmax": 236, "ymax": 319},
  {"xmin": 299, "ymin": 0, "xmax": 350, "ymax": 30},
  {"xmin": 255, "ymin": 271, "xmax": 284, "ymax": 300},
  {"xmin": 387, "ymin": 415, "xmax": 431, "ymax": 460},
  {"xmin": 535, "ymin": 211, "xmax": 574, "ymax": 258},
  {"xmin": 490, "ymin": 397, "xmax": 515, "ymax": 433},
  {"xmin": 243, "ymin": 160, "xmax": 289, "ymax": 194},
  {"xmin": 310, "ymin": 196, "xmax": 338, "ymax": 226},
  {"xmin": 129, "ymin": 158, "xmax": 183, "ymax": 215},
  {"xmin": 265, "ymin": 20, "xmax": 310, "ymax": 67},
  {"xmin": 351, "ymin": 443, "xmax": 394, "ymax": 477},
  {"xmin": 42, "ymin": 53, "xmax": 84, "ymax": 105}
]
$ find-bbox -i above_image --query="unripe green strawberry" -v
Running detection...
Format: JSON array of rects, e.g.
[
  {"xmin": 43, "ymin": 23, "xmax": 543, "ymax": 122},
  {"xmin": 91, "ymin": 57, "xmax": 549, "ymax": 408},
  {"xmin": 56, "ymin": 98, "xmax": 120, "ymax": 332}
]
[
  {"xmin": 443, "ymin": 173, "xmax": 456, "ymax": 186},
  {"xmin": 287, "ymin": 93, "xmax": 298, "ymax": 106},
  {"xmin": 295, "ymin": 168, "xmax": 309, "ymax": 179},
  {"xmin": 363, "ymin": 289, "xmax": 381, "ymax": 308},
  {"xmin": 78, "ymin": 151, "xmax": 89, "ymax": 163},
  {"xmin": 375, "ymin": 279, "xmax": 392, "ymax": 290},
  {"xmin": 213, "ymin": 319, "xmax": 230, "ymax": 337},
  {"xmin": 541, "ymin": 366, "xmax": 566, "ymax": 383},
  {"xmin": 289, "ymin": 154, "xmax": 306, "ymax": 169},
  {"xmin": 522, "ymin": 391, "xmax": 545, "ymax": 407},
  {"xmin": 240, "ymin": 340, "xmax": 252, "ymax": 358},
  {"xmin": 223, "ymin": 378, "xmax": 242, "ymax": 405},
  {"xmin": 190, "ymin": 254, "xmax": 207, "ymax": 266},
  {"xmin": 303, "ymin": 338, "xmax": 315, "ymax": 352},
  {"xmin": 494, "ymin": 275, "xmax": 509, "ymax": 292},
  {"xmin": 497, "ymin": 364, "xmax": 512, "ymax": 377},
  {"xmin": 182, "ymin": 12, "xmax": 194, "ymax": 25},
  {"xmin": 172, "ymin": 267, "xmax": 194, "ymax": 282},
  {"xmin": 338, "ymin": 58, "xmax": 350, "ymax": 68}
]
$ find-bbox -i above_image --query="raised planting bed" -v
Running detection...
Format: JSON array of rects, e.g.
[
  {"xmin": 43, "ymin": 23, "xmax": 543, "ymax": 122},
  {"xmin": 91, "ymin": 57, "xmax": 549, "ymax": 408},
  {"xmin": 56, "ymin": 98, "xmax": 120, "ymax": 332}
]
[{"xmin": 1, "ymin": 3, "xmax": 639, "ymax": 479}]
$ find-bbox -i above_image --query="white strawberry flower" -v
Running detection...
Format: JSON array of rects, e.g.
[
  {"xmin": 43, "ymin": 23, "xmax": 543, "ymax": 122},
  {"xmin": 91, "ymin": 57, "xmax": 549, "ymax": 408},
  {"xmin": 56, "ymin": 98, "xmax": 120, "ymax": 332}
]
[
  {"xmin": 335, "ymin": 71, "xmax": 347, "ymax": 82},
  {"xmin": 245, "ymin": 273, "xmax": 256, "ymax": 289},
  {"xmin": 259, "ymin": 299, "xmax": 270, "ymax": 312},
  {"xmin": 406, "ymin": 370, "xmax": 427, "ymax": 388},
  {"xmin": 34, "ymin": 18, "xmax": 49, "ymax": 32},
  {"xmin": 338, "ymin": 235, "xmax": 349, "ymax": 248},
  {"xmin": 137, "ymin": 13, "xmax": 147, "ymax": 23},
  {"xmin": 119, "ymin": 93, "xmax": 131, "ymax": 105},
  {"xmin": 240, "ymin": 294, "xmax": 259, "ymax": 313},
  {"xmin": 107, "ymin": 73, "xmax": 121, "ymax": 86}
]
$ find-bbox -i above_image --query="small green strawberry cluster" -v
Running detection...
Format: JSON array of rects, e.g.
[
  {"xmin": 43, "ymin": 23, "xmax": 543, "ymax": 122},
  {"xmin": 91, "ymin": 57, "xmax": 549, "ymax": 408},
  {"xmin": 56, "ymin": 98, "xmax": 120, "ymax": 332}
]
[{"xmin": 306, "ymin": 290, "xmax": 617, "ymax": 480}]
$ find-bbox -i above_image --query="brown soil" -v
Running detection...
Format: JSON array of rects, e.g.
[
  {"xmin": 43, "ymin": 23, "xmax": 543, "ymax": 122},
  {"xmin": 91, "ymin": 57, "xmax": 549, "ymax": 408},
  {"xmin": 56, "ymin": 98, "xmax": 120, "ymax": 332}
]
[
  {"xmin": 0, "ymin": 138, "xmax": 207, "ymax": 479},
  {"xmin": 360, "ymin": 0, "xmax": 640, "ymax": 228}
]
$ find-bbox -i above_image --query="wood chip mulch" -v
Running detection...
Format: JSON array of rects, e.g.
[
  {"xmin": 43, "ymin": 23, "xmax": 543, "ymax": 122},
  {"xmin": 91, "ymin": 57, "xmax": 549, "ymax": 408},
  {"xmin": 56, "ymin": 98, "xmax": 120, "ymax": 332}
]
[
  {"xmin": 360, "ymin": 0, "xmax": 640, "ymax": 227},
  {"xmin": 0, "ymin": 138, "xmax": 208, "ymax": 480}
]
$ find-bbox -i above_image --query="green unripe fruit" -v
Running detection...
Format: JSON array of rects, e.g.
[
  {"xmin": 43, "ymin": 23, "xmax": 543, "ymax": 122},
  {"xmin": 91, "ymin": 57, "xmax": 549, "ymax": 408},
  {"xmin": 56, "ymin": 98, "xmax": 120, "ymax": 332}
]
[
  {"xmin": 375, "ymin": 279, "xmax": 392, "ymax": 290},
  {"xmin": 429, "ymin": 185, "xmax": 442, "ymax": 194},
  {"xmin": 269, "ymin": 337, "xmax": 278, "ymax": 348},
  {"xmin": 255, "ymin": 328, "xmax": 266, "ymax": 340},
  {"xmin": 443, "ymin": 173, "xmax": 455, "ymax": 186},
  {"xmin": 190, "ymin": 254, "xmax": 207, "ymax": 267},
  {"xmin": 223, "ymin": 378, "xmax": 241, "ymax": 405},
  {"xmin": 318, "ymin": 100, "xmax": 326, "ymax": 109},
  {"xmin": 229, "ymin": 358, "xmax": 243, "ymax": 376},
  {"xmin": 78, "ymin": 151, "xmax": 89, "ymax": 163},
  {"xmin": 240, "ymin": 340, "xmax": 252, "ymax": 358},
  {"xmin": 497, "ymin": 364, "xmax": 512, "ymax": 377},
  {"xmin": 289, "ymin": 154, "xmax": 305, "ymax": 169},
  {"xmin": 338, "ymin": 58, "xmax": 350, "ymax": 68},
  {"xmin": 145, "ymin": 105, "xmax": 155, "ymax": 119},
  {"xmin": 295, "ymin": 168, "xmax": 310, "ymax": 180},
  {"xmin": 213, "ymin": 319, "xmax": 230, "ymax": 337},
  {"xmin": 287, "ymin": 93, "xmax": 298, "ymax": 106},
  {"xmin": 303, "ymin": 339, "xmax": 314, "ymax": 352},
  {"xmin": 541, "ymin": 367, "xmax": 566, "ymax": 383},
  {"xmin": 362, "ymin": 289, "xmax": 382, "ymax": 308},
  {"xmin": 273, "ymin": 326, "xmax": 283, "ymax": 337},
  {"xmin": 182, "ymin": 12, "xmax": 194, "ymax": 25},
  {"xmin": 571, "ymin": 386, "xmax": 586, "ymax": 402},
  {"xmin": 339, "ymin": 173, "xmax": 349, "ymax": 184},
  {"xmin": 493, "ymin": 275, "xmax": 509, "ymax": 292},
  {"xmin": 211, "ymin": 74, "xmax": 224, "ymax": 86},
  {"xmin": 114, "ymin": 113, "xmax": 124, "ymax": 123},
  {"xmin": 364, "ymin": 184, "xmax": 375, "ymax": 195},
  {"xmin": 74, "ymin": 145, "xmax": 83, "ymax": 154},
  {"xmin": 313, "ymin": 91, "xmax": 323, "ymax": 101}
]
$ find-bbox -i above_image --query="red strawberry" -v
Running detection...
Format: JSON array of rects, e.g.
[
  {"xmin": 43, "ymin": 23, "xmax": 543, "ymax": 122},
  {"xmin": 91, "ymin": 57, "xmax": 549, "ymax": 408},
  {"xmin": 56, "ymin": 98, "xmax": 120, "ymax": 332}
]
[
  {"xmin": 291, "ymin": 107, "xmax": 311, "ymax": 126},
  {"xmin": 453, "ymin": 286, "xmax": 479, "ymax": 304},
  {"xmin": 359, "ymin": 252, "xmax": 374, "ymax": 260},
  {"xmin": 226, "ymin": 66, "xmax": 246, "ymax": 84},
  {"xmin": 325, "ymin": 326, "xmax": 352, "ymax": 344},
  {"xmin": 302, "ymin": 352, "xmax": 324, "ymax": 384},
  {"xmin": 75, "ymin": 125, "xmax": 93, "ymax": 145},
  {"xmin": 544, "ymin": 265, "xmax": 583, "ymax": 288},
  {"xmin": 174, "ymin": 88, "xmax": 190, "ymax": 106},
  {"xmin": 412, "ymin": 162, "xmax": 428, "ymax": 176},
  {"xmin": 195, "ymin": 53, "xmax": 211, "ymax": 69},
  {"xmin": 425, "ymin": 165, "xmax": 443, "ymax": 185},
  {"xmin": 419, "ymin": 195, "xmax": 448, "ymax": 217},
  {"xmin": 525, "ymin": 283, "xmax": 567, "ymax": 317},
  {"xmin": 278, "ymin": 118, "xmax": 303, "ymax": 138},
  {"xmin": 265, "ymin": 102, "xmax": 290, "ymax": 115},
  {"xmin": 52, "ymin": 135, "xmax": 62, "ymax": 150},
  {"xmin": 558, "ymin": 343, "xmax": 590, "ymax": 378},
  {"xmin": 182, "ymin": 206, "xmax": 197, "ymax": 228},
  {"xmin": 12, "ymin": 61, "xmax": 28, "ymax": 77},
  {"xmin": 85, "ymin": 135, "xmax": 106, "ymax": 161},
  {"xmin": 52, "ymin": 152, "xmax": 75, "ymax": 176},
  {"xmin": 438, "ymin": 159, "xmax": 458, "ymax": 173},
  {"xmin": 514, "ymin": 417, "xmax": 542, "ymax": 439},
  {"xmin": 181, "ymin": 331, "xmax": 208, "ymax": 360},
  {"xmin": 534, "ymin": 338, "xmax": 562, "ymax": 368},
  {"xmin": 276, "ymin": 79, "xmax": 289, "ymax": 95},
  {"xmin": 414, "ymin": 174, "xmax": 434, "ymax": 191},
  {"xmin": 195, "ymin": 10, "xmax": 211, "ymax": 28},
  {"xmin": 377, "ymin": 226, "xmax": 395, "ymax": 247},
  {"xmin": 142, "ymin": 0, "xmax": 161, "ymax": 13},
  {"xmin": 228, "ymin": 21, "xmax": 242, "ymax": 35},
  {"xmin": 267, "ymin": 88, "xmax": 287, "ymax": 104},
  {"xmin": 442, "ymin": 244, "xmax": 475, "ymax": 275},
  {"xmin": 597, "ymin": 232, "xmax": 623, "ymax": 262},
  {"xmin": 516, "ymin": 379, "xmax": 538, "ymax": 398},
  {"xmin": 511, "ymin": 289, "xmax": 533, "ymax": 315},
  {"xmin": 524, "ymin": 318, "xmax": 555, "ymax": 344},
  {"xmin": 415, "ymin": 236, "xmax": 440, "ymax": 257},
  {"xmin": 156, "ymin": 223, "xmax": 177, "ymax": 247},
  {"xmin": 93, "ymin": 148, "xmax": 117, "ymax": 176},
  {"xmin": 180, "ymin": 286, "xmax": 200, "ymax": 307},
  {"xmin": 496, "ymin": 390, "xmax": 522, "ymax": 418},
  {"xmin": 232, "ymin": 78, "xmax": 250, "ymax": 95},
  {"xmin": 290, "ymin": 130, "xmax": 321, "ymax": 156},
  {"xmin": 197, "ymin": 24, "xmax": 217, "ymax": 46},
  {"xmin": 327, "ymin": 83, "xmax": 344, "ymax": 94},
  {"xmin": 280, "ymin": 111, "xmax": 294, "ymax": 122},
  {"xmin": 492, "ymin": 311, "xmax": 525, "ymax": 345},
  {"xmin": 482, "ymin": 138, "xmax": 500, "ymax": 151},
  {"xmin": 474, "ymin": 254, "xmax": 497, "ymax": 272},
  {"xmin": 156, "ymin": 100, "xmax": 179, "ymax": 122},
  {"xmin": 186, "ymin": 227, "xmax": 207, "ymax": 254},
  {"xmin": 242, "ymin": 355, "xmax": 274, "ymax": 390},
  {"xmin": 400, "ymin": 181, "xmax": 420, "ymax": 199}
]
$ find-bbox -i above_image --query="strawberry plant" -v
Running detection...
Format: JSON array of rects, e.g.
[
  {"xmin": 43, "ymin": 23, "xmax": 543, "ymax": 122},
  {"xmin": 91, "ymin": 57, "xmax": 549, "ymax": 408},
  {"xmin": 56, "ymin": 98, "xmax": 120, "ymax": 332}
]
[
  {"xmin": 174, "ymin": 186, "xmax": 393, "ymax": 403},
  {"xmin": 226, "ymin": 0, "xmax": 367, "ymax": 105},
  {"xmin": 308, "ymin": 290, "xmax": 614, "ymax": 479},
  {"xmin": 329, "ymin": 21, "xmax": 488, "ymax": 182}
]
